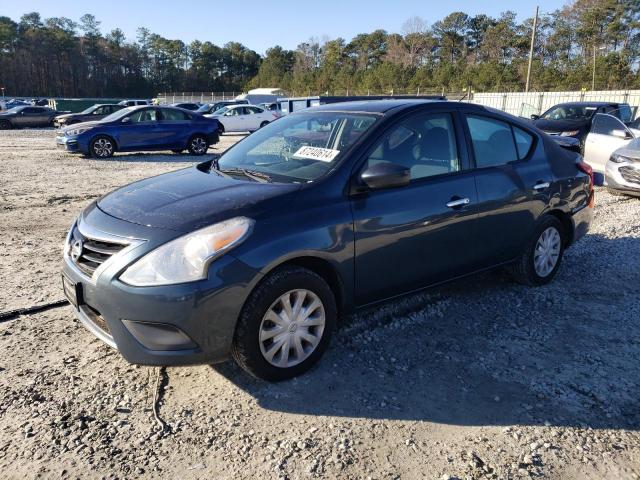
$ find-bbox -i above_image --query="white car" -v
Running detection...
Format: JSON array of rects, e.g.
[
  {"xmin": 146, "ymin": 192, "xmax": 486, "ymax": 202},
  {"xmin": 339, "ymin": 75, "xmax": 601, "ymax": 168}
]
[
  {"xmin": 584, "ymin": 113, "xmax": 640, "ymax": 173},
  {"xmin": 583, "ymin": 113, "xmax": 640, "ymax": 196},
  {"xmin": 205, "ymin": 105, "xmax": 277, "ymax": 133}
]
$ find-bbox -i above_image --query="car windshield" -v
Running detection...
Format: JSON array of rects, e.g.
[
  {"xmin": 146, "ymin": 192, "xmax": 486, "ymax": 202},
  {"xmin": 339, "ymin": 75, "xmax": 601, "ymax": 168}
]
[
  {"xmin": 216, "ymin": 112, "xmax": 379, "ymax": 183},
  {"xmin": 196, "ymin": 104, "xmax": 211, "ymax": 113},
  {"xmin": 541, "ymin": 105, "xmax": 598, "ymax": 121},
  {"xmin": 80, "ymin": 105, "xmax": 98, "ymax": 114},
  {"xmin": 101, "ymin": 106, "xmax": 136, "ymax": 122},
  {"xmin": 212, "ymin": 106, "xmax": 230, "ymax": 115}
]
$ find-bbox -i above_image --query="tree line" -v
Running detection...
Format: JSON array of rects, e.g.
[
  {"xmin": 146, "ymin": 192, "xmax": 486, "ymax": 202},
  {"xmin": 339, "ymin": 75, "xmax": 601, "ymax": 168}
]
[{"xmin": 0, "ymin": 1, "xmax": 639, "ymax": 99}]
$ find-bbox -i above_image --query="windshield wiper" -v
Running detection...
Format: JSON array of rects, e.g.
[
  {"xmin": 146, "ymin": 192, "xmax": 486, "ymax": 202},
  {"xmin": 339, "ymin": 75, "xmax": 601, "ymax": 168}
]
[{"xmin": 220, "ymin": 167, "xmax": 272, "ymax": 183}]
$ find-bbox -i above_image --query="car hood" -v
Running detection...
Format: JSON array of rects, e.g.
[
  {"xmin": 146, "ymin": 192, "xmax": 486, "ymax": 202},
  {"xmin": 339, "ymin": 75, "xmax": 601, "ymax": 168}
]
[
  {"xmin": 614, "ymin": 137, "xmax": 640, "ymax": 160},
  {"xmin": 532, "ymin": 118, "xmax": 589, "ymax": 133},
  {"xmin": 62, "ymin": 120, "xmax": 102, "ymax": 133},
  {"xmin": 97, "ymin": 165, "xmax": 301, "ymax": 231}
]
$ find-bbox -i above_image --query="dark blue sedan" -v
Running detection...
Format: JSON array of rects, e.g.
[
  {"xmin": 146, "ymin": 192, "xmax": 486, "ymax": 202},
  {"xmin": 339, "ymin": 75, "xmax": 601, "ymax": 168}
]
[{"xmin": 56, "ymin": 106, "xmax": 220, "ymax": 158}]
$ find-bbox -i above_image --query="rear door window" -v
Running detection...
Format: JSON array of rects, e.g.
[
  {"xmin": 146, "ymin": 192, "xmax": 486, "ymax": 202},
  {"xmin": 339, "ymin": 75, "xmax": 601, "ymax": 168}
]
[
  {"xmin": 465, "ymin": 115, "xmax": 535, "ymax": 166},
  {"xmin": 160, "ymin": 109, "xmax": 190, "ymax": 121}
]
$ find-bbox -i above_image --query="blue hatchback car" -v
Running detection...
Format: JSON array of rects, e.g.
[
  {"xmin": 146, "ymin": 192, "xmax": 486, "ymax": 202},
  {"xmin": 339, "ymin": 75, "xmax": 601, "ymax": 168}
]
[{"xmin": 56, "ymin": 106, "xmax": 220, "ymax": 158}]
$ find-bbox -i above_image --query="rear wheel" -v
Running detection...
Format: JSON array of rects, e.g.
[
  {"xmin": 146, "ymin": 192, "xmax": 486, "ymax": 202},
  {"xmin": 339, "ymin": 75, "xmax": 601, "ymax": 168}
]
[
  {"xmin": 0, "ymin": 120, "xmax": 12, "ymax": 130},
  {"xmin": 90, "ymin": 135, "xmax": 115, "ymax": 158},
  {"xmin": 231, "ymin": 266, "xmax": 336, "ymax": 381},
  {"xmin": 188, "ymin": 135, "xmax": 209, "ymax": 155},
  {"xmin": 510, "ymin": 216, "xmax": 565, "ymax": 286}
]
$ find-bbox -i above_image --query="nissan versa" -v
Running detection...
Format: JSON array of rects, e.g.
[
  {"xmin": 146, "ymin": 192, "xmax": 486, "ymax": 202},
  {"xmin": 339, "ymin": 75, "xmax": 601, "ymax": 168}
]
[{"xmin": 62, "ymin": 100, "xmax": 594, "ymax": 381}]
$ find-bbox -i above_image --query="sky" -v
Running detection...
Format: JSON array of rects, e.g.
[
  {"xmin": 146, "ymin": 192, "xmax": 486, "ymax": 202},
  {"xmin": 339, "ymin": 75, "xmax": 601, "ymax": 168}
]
[{"xmin": 2, "ymin": 0, "xmax": 568, "ymax": 54}]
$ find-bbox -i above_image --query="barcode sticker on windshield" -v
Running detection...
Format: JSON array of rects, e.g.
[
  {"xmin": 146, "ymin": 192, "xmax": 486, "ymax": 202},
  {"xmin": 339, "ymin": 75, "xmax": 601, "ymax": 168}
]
[{"xmin": 293, "ymin": 146, "xmax": 340, "ymax": 162}]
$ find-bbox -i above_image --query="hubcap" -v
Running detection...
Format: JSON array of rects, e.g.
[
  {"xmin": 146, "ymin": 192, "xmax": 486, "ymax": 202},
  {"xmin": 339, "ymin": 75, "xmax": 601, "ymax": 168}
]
[
  {"xmin": 191, "ymin": 137, "xmax": 207, "ymax": 153},
  {"xmin": 259, "ymin": 289, "xmax": 325, "ymax": 368},
  {"xmin": 93, "ymin": 138, "xmax": 113, "ymax": 157},
  {"xmin": 533, "ymin": 227, "xmax": 561, "ymax": 277}
]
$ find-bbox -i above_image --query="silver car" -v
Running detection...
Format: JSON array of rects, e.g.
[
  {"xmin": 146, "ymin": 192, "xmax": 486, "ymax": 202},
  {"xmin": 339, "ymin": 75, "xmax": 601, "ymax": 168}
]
[
  {"xmin": 606, "ymin": 138, "xmax": 640, "ymax": 197},
  {"xmin": 583, "ymin": 113, "xmax": 640, "ymax": 196}
]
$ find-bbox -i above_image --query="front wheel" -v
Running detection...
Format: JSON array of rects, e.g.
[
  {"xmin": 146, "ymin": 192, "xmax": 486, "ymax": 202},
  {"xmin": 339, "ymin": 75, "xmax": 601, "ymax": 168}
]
[
  {"xmin": 188, "ymin": 135, "xmax": 209, "ymax": 155},
  {"xmin": 90, "ymin": 135, "xmax": 115, "ymax": 158},
  {"xmin": 259, "ymin": 121, "xmax": 269, "ymax": 128},
  {"xmin": 0, "ymin": 120, "xmax": 12, "ymax": 130},
  {"xmin": 510, "ymin": 216, "xmax": 565, "ymax": 286},
  {"xmin": 231, "ymin": 266, "xmax": 337, "ymax": 381}
]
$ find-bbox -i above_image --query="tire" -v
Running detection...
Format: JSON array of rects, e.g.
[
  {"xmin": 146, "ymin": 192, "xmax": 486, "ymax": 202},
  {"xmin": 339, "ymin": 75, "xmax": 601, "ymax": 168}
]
[
  {"xmin": 231, "ymin": 266, "xmax": 337, "ymax": 381},
  {"xmin": 217, "ymin": 124, "xmax": 225, "ymax": 135},
  {"xmin": 0, "ymin": 120, "xmax": 12, "ymax": 130},
  {"xmin": 260, "ymin": 121, "xmax": 269, "ymax": 128},
  {"xmin": 90, "ymin": 135, "xmax": 115, "ymax": 158},
  {"xmin": 510, "ymin": 215, "xmax": 565, "ymax": 286},
  {"xmin": 187, "ymin": 135, "xmax": 209, "ymax": 155}
]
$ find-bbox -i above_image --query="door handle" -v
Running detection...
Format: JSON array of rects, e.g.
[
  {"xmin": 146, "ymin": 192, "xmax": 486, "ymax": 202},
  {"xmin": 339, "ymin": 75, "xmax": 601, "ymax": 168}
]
[
  {"xmin": 446, "ymin": 197, "xmax": 470, "ymax": 208},
  {"xmin": 533, "ymin": 182, "xmax": 550, "ymax": 191}
]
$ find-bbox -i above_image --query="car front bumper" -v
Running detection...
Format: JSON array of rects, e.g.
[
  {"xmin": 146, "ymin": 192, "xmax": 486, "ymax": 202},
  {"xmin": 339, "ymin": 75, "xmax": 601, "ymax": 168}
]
[
  {"xmin": 56, "ymin": 134, "xmax": 81, "ymax": 152},
  {"xmin": 61, "ymin": 204, "xmax": 262, "ymax": 366},
  {"xmin": 605, "ymin": 160, "xmax": 640, "ymax": 197}
]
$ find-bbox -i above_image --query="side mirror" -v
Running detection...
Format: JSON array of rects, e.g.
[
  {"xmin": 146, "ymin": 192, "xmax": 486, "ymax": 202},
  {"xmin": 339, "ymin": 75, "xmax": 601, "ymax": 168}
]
[
  {"xmin": 360, "ymin": 162, "xmax": 410, "ymax": 190},
  {"xmin": 530, "ymin": 114, "xmax": 540, "ymax": 120},
  {"xmin": 121, "ymin": 117, "xmax": 131, "ymax": 124}
]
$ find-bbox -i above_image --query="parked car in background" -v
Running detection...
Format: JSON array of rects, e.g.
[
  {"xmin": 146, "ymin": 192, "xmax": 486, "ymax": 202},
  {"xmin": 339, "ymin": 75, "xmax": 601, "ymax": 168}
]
[
  {"xmin": 54, "ymin": 104, "xmax": 125, "ymax": 128},
  {"xmin": 530, "ymin": 102, "xmax": 633, "ymax": 151},
  {"xmin": 580, "ymin": 113, "xmax": 640, "ymax": 194},
  {"xmin": 118, "ymin": 99, "xmax": 150, "ymax": 107},
  {"xmin": 56, "ymin": 106, "xmax": 219, "ymax": 158},
  {"xmin": 260, "ymin": 102, "xmax": 283, "ymax": 117},
  {"xmin": 205, "ymin": 104, "xmax": 278, "ymax": 133},
  {"xmin": 61, "ymin": 100, "xmax": 593, "ymax": 381},
  {"xmin": 605, "ymin": 138, "xmax": 640, "ymax": 197},
  {"xmin": 0, "ymin": 105, "xmax": 65, "ymax": 129},
  {"xmin": 196, "ymin": 100, "xmax": 249, "ymax": 115},
  {"xmin": 170, "ymin": 102, "xmax": 201, "ymax": 111}
]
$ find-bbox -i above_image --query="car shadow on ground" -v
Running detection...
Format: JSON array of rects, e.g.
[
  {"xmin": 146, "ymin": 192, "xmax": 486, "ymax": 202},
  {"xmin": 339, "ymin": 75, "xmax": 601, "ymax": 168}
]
[{"xmin": 212, "ymin": 233, "xmax": 640, "ymax": 430}]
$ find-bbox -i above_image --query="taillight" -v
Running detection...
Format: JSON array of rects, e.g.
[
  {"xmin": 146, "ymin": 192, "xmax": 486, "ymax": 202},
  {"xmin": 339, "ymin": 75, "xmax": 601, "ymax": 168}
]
[{"xmin": 577, "ymin": 161, "xmax": 595, "ymax": 207}]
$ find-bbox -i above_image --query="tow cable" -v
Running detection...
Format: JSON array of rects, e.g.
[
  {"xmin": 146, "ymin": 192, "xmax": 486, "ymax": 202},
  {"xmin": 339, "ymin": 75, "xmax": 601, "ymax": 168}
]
[{"xmin": 0, "ymin": 299, "xmax": 68, "ymax": 323}]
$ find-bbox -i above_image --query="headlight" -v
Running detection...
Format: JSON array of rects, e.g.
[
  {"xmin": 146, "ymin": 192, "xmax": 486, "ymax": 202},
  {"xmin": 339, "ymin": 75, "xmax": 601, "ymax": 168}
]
[
  {"xmin": 120, "ymin": 217, "xmax": 254, "ymax": 286},
  {"xmin": 560, "ymin": 130, "xmax": 580, "ymax": 137},
  {"xmin": 66, "ymin": 126, "xmax": 92, "ymax": 136},
  {"xmin": 610, "ymin": 153, "xmax": 632, "ymax": 164}
]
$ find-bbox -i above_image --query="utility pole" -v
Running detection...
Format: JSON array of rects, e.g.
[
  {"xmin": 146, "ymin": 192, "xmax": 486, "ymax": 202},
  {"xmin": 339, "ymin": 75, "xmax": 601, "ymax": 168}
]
[
  {"xmin": 592, "ymin": 44, "xmax": 596, "ymax": 91},
  {"xmin": 525, "ymin": 6, "xmax": 539, "ymax": 93}
]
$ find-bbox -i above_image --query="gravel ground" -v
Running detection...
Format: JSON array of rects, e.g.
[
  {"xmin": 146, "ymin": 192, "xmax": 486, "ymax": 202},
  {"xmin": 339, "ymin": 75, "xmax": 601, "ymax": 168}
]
[{"xmin": 0, "ymin": 128, "xmax": 639, "ymax": 479}]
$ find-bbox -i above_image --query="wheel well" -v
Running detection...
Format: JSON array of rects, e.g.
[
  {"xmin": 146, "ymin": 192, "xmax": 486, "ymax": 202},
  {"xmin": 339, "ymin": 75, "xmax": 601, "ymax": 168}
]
[
  {"xmin": 271, "ymin": 257, "xmax": 345, "ymax": 316},
  {"xmin": 91, "ymin": 134, "xmax": 118, "ymax": 150},
  {"xmin": 546, "ymin": 209, "xmax": 574, "ymax": 246}
]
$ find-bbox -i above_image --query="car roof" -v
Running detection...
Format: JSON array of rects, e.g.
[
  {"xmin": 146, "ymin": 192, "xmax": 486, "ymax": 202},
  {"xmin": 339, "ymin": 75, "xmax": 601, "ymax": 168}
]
[{"xmin": 294, "ymin": 99, "xmax": 459, "ymax": 114}]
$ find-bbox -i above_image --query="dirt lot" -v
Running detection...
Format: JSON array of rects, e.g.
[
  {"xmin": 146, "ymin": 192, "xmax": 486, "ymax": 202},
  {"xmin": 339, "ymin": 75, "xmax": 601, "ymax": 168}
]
[{"xmin": 0, "ymin": 128, "xmax": 639, "ymax": 480}]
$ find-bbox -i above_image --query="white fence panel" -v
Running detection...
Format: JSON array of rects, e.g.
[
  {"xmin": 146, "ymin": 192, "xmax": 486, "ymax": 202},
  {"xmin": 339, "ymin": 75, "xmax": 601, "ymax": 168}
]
[{"xmin": 471, "ymin": 90, "xmax": 640, "ymax": 118}]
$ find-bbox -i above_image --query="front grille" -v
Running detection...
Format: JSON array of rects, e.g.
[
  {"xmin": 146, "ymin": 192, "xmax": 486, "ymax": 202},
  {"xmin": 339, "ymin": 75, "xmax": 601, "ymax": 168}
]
[
  {"xmin": 619, "ymin": 166, "xmax": 640, "ymax": 185},
  {"xmin": 82, "ymin": 304, "xmax": 111, "ymax": 337},
  {"xmin": 69, "ymin": 226, "xmax": 127, "ymax": 277}
]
